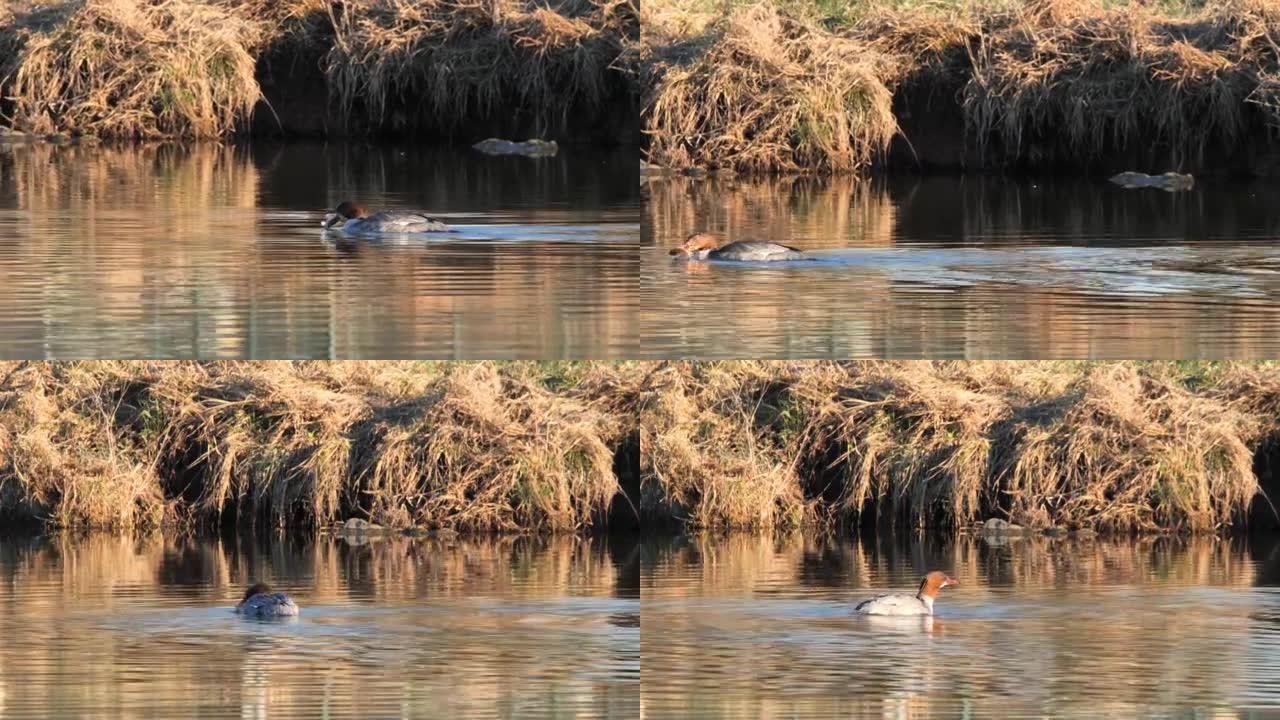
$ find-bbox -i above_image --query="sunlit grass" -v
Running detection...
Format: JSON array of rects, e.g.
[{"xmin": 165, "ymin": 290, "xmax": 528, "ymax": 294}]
[
  {"xmin": 0, "ymin": 361, "xmax": 640, "ymax": 531},
  {"xmin": 641, "ymin": 361, "xmax": 1277, "ymax": 533},
  {"xmin": 0, "ymin": 0, "xmax": 636, "ymax": 138},
  {"xmin": 643, "ymin": 0, "xmax": 1272, "ymax": 172}
]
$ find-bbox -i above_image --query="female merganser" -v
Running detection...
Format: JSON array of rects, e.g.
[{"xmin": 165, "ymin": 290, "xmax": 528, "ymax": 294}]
[
  {"xmin": 235, "ymin": 582, "xmax": 299, "ymax": 618},
  {"xmin": 668, "ymin": 232, "xmax": 805, "ymax": 261},
  {"xmin": 321, "ymin": 200, "xmax": 450, "ymax": 234},
  {"xmin": 854, "ymin": 571, "xmax": 958, "ymax": 616}
]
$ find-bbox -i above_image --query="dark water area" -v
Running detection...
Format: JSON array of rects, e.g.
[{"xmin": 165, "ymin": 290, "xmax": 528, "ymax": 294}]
[
  {"xmin": 0, "ymin": 532, "xmax": 639, "ymax": 718},
  {"xmin": 642, "ymin": 174, "xmax": 1280, "ymax": 358},
  {"xmin": 642, "ymin": 532, "xmax": 1280, "ymax": 719},
  {"xmin": 0, "ymin": 141, "xmax": 638, "ymax": 358}
]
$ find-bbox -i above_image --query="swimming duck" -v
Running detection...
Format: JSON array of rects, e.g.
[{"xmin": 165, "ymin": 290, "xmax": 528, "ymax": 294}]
[
  {"xmin": 235, "ymin": 582, "xmax": 299, "ymax": 618},
  {"xmin": 668, "ymin": 232, "xmax": 805, "ymax": 261},
  {"xmin": 854, "ymin": 571, "xmax": 958, "ymax": 616},
  {"xmin": 321, "ymin": 200, "xmax": 450, "ymax": 234}
]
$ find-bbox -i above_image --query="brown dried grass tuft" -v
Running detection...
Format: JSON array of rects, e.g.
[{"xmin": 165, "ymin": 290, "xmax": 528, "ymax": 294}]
[
  {"xmin": 0, "ymin": 0, "xmax": 634, "ymax": 139},
  {"xmin": 640, "ymin": 361, "xmax": 1272, "ymax": 533},
  {"xmin": 643, "ymin": 2, "xmax": 897, "ymax": 173},
  {"xmin": 954, "ymin": 0, "xmax": 1280, "ymax": 165},
  {"xmin": 323, "ymin": 0, "xmax": 636, "ymax": 134},
  {"xmin": 7, "ymin": 0, "xmax": 264, "ymax": 138},
  {"xmin": 0, "ymin": 361, "xmax": 637, "ymax": 532},
  {"xmin": 642, "ymin": 0, "xmax": 1280, "ymax": 172},
  {"xmin": 641, "ymin": 362, "xmax": 809, "ymax": 529}
]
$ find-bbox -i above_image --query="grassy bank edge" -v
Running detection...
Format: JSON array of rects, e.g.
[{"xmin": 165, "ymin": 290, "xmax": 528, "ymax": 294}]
[
  {"xmin": 0, "ymin": 0, "xmax": 639, "ymax": 142},
  {"xmin": 641, "ymin": 0, "xmax": 1280, "ymax": 174},
  {"xmin": 640, "ymin": 361, "xmax": 1280, "ymax": 534},
  {"xmin": 0, "ymin": 361, "xmax": 642, "ymax": 533}
]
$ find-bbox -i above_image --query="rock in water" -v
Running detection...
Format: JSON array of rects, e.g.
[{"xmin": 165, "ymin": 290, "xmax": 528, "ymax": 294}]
[
  {"xmin": 341, "ymin": 518, "xmax": 383, "ymax": 533},
  {"xmin": 1108, "ymin": 171, "xmax": 1194, "ymax": 192},
  {"xmin": 472, "ymin": 138, "xmax": 558, "ymax": 157},
  {"xmin": 982, "ymin": 518, "xmax": 1025, "ymax": 534}
]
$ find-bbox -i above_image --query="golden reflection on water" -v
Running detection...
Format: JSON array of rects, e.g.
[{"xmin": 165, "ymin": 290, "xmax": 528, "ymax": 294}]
[
  {"xmin": 641, "ymin": 532, "xmax": 1280, "ymax": 719},
  {"xmin": 0, "ymin": 533, "xmax": 639, "ymax": 719},
  {"xmin": 0, "ymin": 142, "xmax": 638, "ymax": 358},
  {"xmin": 642, "ymin": 175, "xmax": 898, "ymax": 251}
]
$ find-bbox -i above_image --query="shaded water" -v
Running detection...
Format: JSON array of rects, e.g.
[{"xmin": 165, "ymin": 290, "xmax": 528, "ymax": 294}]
[
  {"xmin": 0, "ymin": 533, "xmax": 639, "ymax": 718},
  {"xmin": 642, "ymin": 532, "xmax": 1280, "ymax": 718},
  {"xmin": 0, "ymin": 142, "xmax": 638, "ymax": 358},
  {"xmin": 642, "ymin": 175, "xmax": 1280, "ymax": 358}
]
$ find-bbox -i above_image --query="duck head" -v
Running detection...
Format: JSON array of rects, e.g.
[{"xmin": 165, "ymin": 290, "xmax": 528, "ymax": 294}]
[
  {"xmin": 916, "ymin": 570, "xmax": 959, "ymax": 600},
  {"xmin": 668, "ymin": 232, "xmax": 723, "ymax": 258},
  {"xmin": 241, "ymin": 582, "xmax": 274, "ymax": 603},
  {"xmin": 322, "ymin": 200, "xmax": 368, "ymax": 229}
]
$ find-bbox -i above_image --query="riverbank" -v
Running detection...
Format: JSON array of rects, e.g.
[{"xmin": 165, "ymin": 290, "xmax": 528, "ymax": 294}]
[
  {"xmin": 640, "ymin": 361, "xmax": 1280, "ymax": 533},
  {"xmin": 642, "ymin": 0, "xmax": 1280, "ymax": 175},
  {"xmin": 0, "ymin": 361, "xmax": 641, "ymax": 532},
  {"xmin": 0, "ymin": 0, "xmax": 638, "ymax": 143}
]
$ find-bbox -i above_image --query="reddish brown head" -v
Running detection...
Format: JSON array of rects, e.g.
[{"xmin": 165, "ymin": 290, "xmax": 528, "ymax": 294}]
[
  {"xmin": 323, "ymin": 200, "xmax": 368, "ymax": 229},
  {"xmin": 334, "ymin": 201, "xmax": 367, "ymax": 219},
  {"xmin": 242, "ymin": 582, "xmax": 273, "ymax": 603},
  {"xmin": 668, "ymin": 232, "xmax": 725, "ymax": 256},
  {"xmin": 916, "ymin": 571, "xmax": 959, "ymax": 599}
]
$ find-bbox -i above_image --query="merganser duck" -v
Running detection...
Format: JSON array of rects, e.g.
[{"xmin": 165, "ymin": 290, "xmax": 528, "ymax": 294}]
[
  {"xmin": 321, "ymin": 200, "xmax": 450, "ymax": 234},
  {"xmin": 854, "ymin": 571, "xmax": 958, "ymax": 616},
  {"xmin": 235, "ymin": 582, "xmax": 299, "ymax": 617},
  {"xmin": 668, "ymin": 232, "xmax": 805, "ymax": 261}
]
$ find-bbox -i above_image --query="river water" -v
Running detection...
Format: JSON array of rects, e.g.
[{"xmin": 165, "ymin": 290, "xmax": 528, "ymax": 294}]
[
  {"xmin": 0, "ymin": 142, "xmax": 638, "ymax": 359},
  {"xmin": 642, "ymin": 532, "xmax": 1280, "ymax": 718},
  {"xmin": 0, "ymin": 533, "xmax": 639, "ymax": 719},
  {"xmin": 642, "ymin": 174, "xmax": 1280, "ymax": 358}
]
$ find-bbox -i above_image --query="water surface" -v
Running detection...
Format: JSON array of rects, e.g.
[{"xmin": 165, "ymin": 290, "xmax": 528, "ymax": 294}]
[
  {"xmin": 642, "ymin": 532, "xmax": 1280, "ymax": 718},
  {"xmin": 0, "ymin": 533, "xmax": 639, "ymax": 718},
  {"xmin": 0, "ymin": 142, "xmax": 638, "ymax": 358},
  {"xmin": 642, "ymin": 175, "xmax": 1280, "ymax": 358}
]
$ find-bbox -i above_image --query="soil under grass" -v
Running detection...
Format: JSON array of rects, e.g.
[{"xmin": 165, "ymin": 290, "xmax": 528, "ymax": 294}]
[
  {"xmin": 0, "ymin": 361, "xmax": 642, "ymax": 532},
  {"xmin": 0, "ymin": 0, "xmax": 639, "ymax": 143},
  {"xmin": 642, "ymin": 0, "xmax": 1280, "ymax": 175},
  {"xmin": 640, "ymin": 361, "xmax": 1280, "ymax": 533}
]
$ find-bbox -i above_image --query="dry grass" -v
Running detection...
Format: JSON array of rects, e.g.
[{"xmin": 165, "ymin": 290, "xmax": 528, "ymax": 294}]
[
  {"xmin": 643, "ymin": 2, "xmax": 897, "ymax": 173},
  {"xmin": 640, "ymin": 361, "xmax": 1280, "ymax": 533},
  {"xmin": 325, "ymin": 0, "xmax": 637, "ymax": 134},
  {"xmin": 0, "ymin": 361, "xmax": 640, "ymax": 531},
  {"xmin": 0, "ymin": 0, "xmax": 636, "ymax": 139},
  {"xmin": 6, "ymin": 0, "xmax": 264, "ymax": 138},
  {"xmin": 642, "ymin": 0, "xmax": 1280, "ymax": 172},
  {"xmin": 959, "ymin": 0, "xmax": 1280, "ymax": 166}
]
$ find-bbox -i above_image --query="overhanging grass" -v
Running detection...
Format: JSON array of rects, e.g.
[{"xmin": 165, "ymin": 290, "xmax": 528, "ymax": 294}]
[
  {"xmin": 641, "ymin": 361, "xmax": 1280, "ymax": 532},
  {"xmin": 643, "ymin": 2, "xmax": 897, "ymax": 173},
  {"xmin": 6, "ymin": 0, "xmax": 264, "ymax": 138},
  {"xmin": 325, "ymin": 0, "xmax": 637, "ymax": 135},
  {"xmin": 642, "ymin": 0, "xmax": 1280, "ymax": 172},
  {"xmin": 0, "ymin": 0, "xmax": 637, "ymax": 139},
  {"xmin": 0, "ymin": 361, "xmax": 641, "ymax": 532}
]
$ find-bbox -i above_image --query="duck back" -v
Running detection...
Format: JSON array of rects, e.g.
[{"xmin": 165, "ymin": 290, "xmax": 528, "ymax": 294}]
[
  {"xmin": 854, "ymin": 592, "xmax": 931, "ymax": 616},
  {"xmin": 709, "ymin": 241, "xmax": 804, "ymax": 261},
  {"xmin": 237, "ymin": 592, "xmax": 300, "ymax": 617},
  {"xmin": 358, "ymin": 212, "xmax": 450, "ymax": 233}
]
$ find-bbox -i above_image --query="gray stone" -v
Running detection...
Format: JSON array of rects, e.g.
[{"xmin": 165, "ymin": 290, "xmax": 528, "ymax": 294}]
[
  {"xmin": 472, "ymin": 138, "xmax": 558, "ymax": 157},
  {"xmin": 340, "ymin": 518, "xmax": 384, "ymax": 534},
  {"xmin": 982, "ymin": 518, "xmax": 1025, "ymax": 535}
]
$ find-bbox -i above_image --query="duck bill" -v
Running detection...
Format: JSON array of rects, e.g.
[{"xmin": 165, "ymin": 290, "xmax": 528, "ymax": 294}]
[
  {"xmin": 321, "ymin": 212, "xmax": 339, "ymax": 229},
  {"xmin": 668, "ymin": 248, "xmax": 687, "ymax": 256},
  {"xmin": 943, "ymin": 577, "xmax": 959, "ymax": 587}
]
